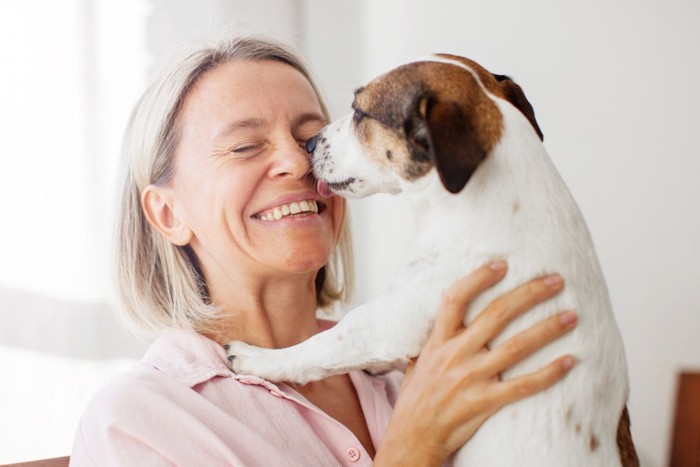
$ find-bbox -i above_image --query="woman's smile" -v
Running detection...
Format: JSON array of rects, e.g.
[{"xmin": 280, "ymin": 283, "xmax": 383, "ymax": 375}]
[
  {"xmin": 252, "ymin": 190, "xmax": 327, "ymax": 223},
  {"xmin": 254, "ymin": 200, "xmax": 323, "ymax": 222}
]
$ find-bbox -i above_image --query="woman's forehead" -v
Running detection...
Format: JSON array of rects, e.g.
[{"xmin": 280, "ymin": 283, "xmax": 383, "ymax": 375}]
[
  {"xmin": 180, "ymin": 60, "xmax": 322, "ymax": 134},
  {"xmin": 192, "ymin": 60, "xmax": 317, "ymax": 107}
]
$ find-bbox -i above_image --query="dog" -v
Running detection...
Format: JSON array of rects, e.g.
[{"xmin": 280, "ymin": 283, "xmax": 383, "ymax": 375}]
[{"xmin": 227, "ymin": 54, "xmax": 638, "ymax": 466}]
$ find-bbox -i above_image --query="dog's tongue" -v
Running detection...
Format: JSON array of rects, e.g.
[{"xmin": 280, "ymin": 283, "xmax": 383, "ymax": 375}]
[{"xmin": 316, "ymin": 179, "xmax": 334, "ymax": 198}]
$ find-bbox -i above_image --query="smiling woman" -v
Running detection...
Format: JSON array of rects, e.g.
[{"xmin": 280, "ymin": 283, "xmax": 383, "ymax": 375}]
[
  {"xmin": 116, "ymin": 38, "xmax": 354, "ymax": 339},
  {"xmin": 143, "ymin": 59, "xmax": 345, "ymax": 302}
]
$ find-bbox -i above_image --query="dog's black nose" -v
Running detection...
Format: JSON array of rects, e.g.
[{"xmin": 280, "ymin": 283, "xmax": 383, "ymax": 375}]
[{"xmin": 306, "ymin": 135, "xmax": 318, "ymax": 154}]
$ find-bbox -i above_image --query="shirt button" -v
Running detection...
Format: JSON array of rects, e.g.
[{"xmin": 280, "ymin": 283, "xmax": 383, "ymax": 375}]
[{"xmin": 346, "ymin": 447, "xmax": 361, "ymax": 462}]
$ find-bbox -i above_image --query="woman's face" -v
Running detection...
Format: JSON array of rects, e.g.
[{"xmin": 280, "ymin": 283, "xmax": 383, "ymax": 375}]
[{"xmin": 166, "ymin": 59, "xmax": 344, "ymax": 286}]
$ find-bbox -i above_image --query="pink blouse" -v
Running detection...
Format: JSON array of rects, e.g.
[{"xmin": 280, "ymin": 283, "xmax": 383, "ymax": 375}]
[{"xmin": 70, "ymin": 326, "xmax": 402, "ymax": 466}]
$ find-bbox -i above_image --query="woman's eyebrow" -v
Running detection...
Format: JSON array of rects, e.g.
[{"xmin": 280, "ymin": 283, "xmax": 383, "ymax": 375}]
[
  {"xmin": 213, "ymin": 117, "xmax": 267, "ymax": 141},
  {"xmin": 294, "ymin": 112, "xmax": 327, "ymax": 128}
]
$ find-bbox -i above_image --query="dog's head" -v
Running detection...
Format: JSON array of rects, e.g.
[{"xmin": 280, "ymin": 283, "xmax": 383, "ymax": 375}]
[{"xmin": 308, "ymin": 54, "xmax": 543, "ymax": 197}]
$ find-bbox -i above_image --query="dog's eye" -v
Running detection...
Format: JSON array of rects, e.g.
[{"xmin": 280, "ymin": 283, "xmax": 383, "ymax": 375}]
[
  {"xmin": 404, "ymin": 118, "xmax": 430, "ymax": 153},
  {"xmin": 352, "ymin": 108, "xmax": 368, "ymax": 125},
  {"xmin": 352, "ymin": 111, "xmax": 362, "ymax": 125}
]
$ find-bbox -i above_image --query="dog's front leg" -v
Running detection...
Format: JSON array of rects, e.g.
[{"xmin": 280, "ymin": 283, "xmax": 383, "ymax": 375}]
[{"xmin": 226, "ymin": 293, "xmax": 433, "ymax": 384}]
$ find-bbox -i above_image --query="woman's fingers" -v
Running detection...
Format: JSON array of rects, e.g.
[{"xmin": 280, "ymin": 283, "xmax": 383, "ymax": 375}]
[
  {"xmin": 486, "ymin": 354, "xmax": 576, "ymax": 408},
  {"xmin": 457, "ymin": 273, "xmax": 565, "ymax": 353},
  {"xmin": 431, "ymin": 261, "xmax": 509, "ymax": 342},
  {"xmin": 484, "ymin": 310, "xmax": 578, "ymax": 376}
]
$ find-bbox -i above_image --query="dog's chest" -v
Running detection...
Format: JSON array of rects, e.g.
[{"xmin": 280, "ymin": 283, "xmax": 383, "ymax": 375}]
[{"xmin": 410, "ymin": 155, "xmax": 588, "ymax": 264}]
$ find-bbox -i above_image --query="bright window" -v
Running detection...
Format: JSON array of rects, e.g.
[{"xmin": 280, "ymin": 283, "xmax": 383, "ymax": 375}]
[{"xmin": 0, "ymin": 0, "xmax": 150, "ymax": 461}]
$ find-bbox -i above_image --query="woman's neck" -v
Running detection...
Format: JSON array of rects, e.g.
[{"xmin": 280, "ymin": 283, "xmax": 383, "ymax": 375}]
[{"xmin": 205, "ymin": 272, "xmax": 321, "ymax": 349}]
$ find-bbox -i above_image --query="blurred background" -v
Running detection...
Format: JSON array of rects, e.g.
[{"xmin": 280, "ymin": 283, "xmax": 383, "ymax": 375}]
[{"xmin": 1, "ymin": 0, "xmax": 698, "ymax": 464}]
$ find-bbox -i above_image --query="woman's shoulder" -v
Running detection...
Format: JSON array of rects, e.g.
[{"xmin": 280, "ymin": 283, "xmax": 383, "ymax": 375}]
[
  {"xmin": 71, "ymin": 341, "xmax": 241, "ymax": 465},
  {"xmin": 77, "ymin": 362, "xmax": 175, "ymax": 430},
  {"xmin": 81, "ymin": 329, "xmax": 232, "ymax": 422}
]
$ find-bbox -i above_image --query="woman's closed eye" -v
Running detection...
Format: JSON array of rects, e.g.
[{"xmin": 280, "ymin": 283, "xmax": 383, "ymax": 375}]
[
  {"xmin": 228, "ymin": 142, "xmax": 265, "ymax": 157},
  {"xmin": 232, "ymin": 144, "xmax": 261, "ymax": 153}
]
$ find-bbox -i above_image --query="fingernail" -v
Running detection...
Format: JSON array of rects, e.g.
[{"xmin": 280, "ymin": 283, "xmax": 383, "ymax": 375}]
[
  {"xmin": 489, "ymin": 260, "xmax": 507, "ymax": 271},
  {"xmin": 544, "ymin": 274, "xmax": 563, "ymax": 288},
  {"xmin": 562, "ymin": 356, "xmax": 576, "ymax": 370},
  {"xmin": 559, "ymin": 311, "xmax": 577, "ymax": 327}
]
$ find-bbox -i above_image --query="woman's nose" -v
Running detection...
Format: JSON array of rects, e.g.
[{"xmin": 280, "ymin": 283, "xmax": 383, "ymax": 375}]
[{"xmin": 269, "ymin": 139, "xmax": 312, "ymax": 179}]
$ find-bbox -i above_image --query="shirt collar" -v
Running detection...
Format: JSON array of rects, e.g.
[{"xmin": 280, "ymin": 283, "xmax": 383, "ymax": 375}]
[{"xmin": 141, "ymin": 328, "xmax": 233, "ymax": 388}]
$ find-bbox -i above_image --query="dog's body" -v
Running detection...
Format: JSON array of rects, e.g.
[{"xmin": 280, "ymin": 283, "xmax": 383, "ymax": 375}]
[{"xmin": 227, "ymin": 55, "xmax": 638, "ymax": 466}]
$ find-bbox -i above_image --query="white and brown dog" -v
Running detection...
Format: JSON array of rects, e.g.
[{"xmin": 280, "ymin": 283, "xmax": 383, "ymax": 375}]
[{"xmin": 227, "ymin": 54, "xmax": 638, "ymax": 466}]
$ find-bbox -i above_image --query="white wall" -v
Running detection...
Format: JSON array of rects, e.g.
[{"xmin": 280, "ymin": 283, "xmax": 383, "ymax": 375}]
[
  {"xmin": 303, "ymin": 1, "xmax": 700, "ymax": 466},
  {"xmin": 147, "ymin": 0, "xmax": 304, "ymax": 59}
]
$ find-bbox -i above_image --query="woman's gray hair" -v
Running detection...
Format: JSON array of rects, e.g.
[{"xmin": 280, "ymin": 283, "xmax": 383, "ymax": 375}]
[{"xmin": 116, "ymin": 34, "xmax": 354, "ymax": 336}]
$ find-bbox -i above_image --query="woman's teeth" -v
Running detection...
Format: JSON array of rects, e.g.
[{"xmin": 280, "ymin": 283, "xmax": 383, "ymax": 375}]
[{"xmin": 258, "ymin": 200, "xmax": 319, "ymax": 221}]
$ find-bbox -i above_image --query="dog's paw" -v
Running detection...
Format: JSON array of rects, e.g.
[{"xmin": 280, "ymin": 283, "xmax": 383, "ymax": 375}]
[
  {"xmin": 225, "ymin": 340, "xmax": 275, "ymax": 375},
  {"xmin": 224, "ymin": 340, "xmax": 333, "ymax": 385},
  {"xmin": 224, "ymin": 341, "xmax": 301, "ymax": 383}
]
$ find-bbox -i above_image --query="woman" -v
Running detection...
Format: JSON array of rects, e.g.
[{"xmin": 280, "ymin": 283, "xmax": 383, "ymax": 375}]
[{"xmin": 70, "ymin": 34, "xmax": 576, "ymax": 466}]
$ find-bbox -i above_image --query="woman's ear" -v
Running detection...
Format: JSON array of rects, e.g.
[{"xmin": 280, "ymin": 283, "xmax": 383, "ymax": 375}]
[{"xmin": 141, "ymin": 185, "xmax": 193, "ymax": 246}]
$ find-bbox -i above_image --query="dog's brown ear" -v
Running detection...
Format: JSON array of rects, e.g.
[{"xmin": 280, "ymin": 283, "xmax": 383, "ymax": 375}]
[
  {"xmin": 492, "ymin": 74, "xmax": 544, "ymax": 141},
  {"xmin": 410, "ymin": 96, "xmax": 490, "ymax": 194}
]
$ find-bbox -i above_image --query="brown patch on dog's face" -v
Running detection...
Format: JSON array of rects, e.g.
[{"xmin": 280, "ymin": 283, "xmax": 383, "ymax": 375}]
[
  {"xmin": 347, "ymin": 56, "xmax": 543, "ymax": 193},
  {"xmin": 351, "ymin": 60, "xmax": 506, "ymax": 193},
  {"xmin": 350, "ymin": 69, "xmax": 434, "ymax": 183},
  {"xmin": 351, "ymin": 109, "xmax": 433, "ymax": 183}
]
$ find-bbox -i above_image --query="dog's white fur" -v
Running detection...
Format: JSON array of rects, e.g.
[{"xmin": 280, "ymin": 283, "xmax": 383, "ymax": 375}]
[{"xmin": 227, "ymin": 57, "xmax": 630, "ymax": 466}]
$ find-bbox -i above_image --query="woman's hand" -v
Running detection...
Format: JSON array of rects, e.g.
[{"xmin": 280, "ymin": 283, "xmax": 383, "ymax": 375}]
[{"xmin": 374, "ymin": 261, "xmax": 577, "ymax": 466}]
